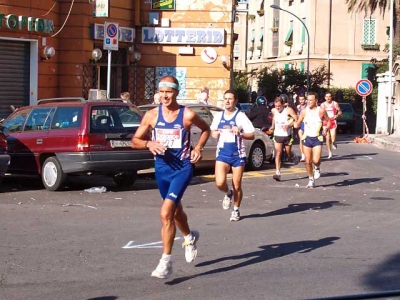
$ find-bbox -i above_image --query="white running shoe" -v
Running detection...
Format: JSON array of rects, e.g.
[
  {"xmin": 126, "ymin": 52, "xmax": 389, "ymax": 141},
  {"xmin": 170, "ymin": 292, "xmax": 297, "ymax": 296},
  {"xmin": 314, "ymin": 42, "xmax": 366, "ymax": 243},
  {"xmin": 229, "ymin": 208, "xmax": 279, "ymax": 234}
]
[
  {"xmin": 230, "ymin": 210, "xmax": 241, "ymax": 221},
  {"xmin": 151, "ymin": 259, "xmax": 173, "ymax": 279},
  {"xmin": 182, "ymin": 230, "xmax": 200, "ymax": 263},
  {"xmin": 332, "ymin": 142, "xmax": 337, "ymax": 150},
  {"xmin": 313, "ymin": 167, "xmax": 321, "ymax": 180},
  {"xmin": 273, "ymin": 174, "xmax": 281, "ymax": 181},
  {"xmin": 300, "ymin": 154, "xmax": 306, "ymax": 162},
  {"xmin": 327, "ymin": 152, "xmax": 332, "ymax": 159},
  {"xmin": 222, "ymin": 190, "xmax": 233, "ymax": 210},
  {"xmin": 306, "ymin": 178, "xmax": 315, "ymax": 189}
]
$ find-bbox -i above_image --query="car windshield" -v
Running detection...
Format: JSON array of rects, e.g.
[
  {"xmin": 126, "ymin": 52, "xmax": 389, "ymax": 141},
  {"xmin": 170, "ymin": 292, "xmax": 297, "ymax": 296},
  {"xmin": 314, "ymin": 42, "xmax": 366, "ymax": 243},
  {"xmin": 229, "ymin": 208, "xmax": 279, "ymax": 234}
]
[
  {"xmin": 90, "ymin": 105, "xmax": 142, "ymax": 133},
  {"xmin": 339, "ymin": 104, "xmax": 354, "ymax": 112}
]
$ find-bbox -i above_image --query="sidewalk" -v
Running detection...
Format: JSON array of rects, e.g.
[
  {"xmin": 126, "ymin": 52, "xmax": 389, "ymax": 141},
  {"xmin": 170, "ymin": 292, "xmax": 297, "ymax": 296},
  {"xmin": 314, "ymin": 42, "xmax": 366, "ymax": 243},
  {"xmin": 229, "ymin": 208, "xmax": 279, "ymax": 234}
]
[{"xmin": 368, "ymin": 134, "xmax": 400, "ymax": 152}]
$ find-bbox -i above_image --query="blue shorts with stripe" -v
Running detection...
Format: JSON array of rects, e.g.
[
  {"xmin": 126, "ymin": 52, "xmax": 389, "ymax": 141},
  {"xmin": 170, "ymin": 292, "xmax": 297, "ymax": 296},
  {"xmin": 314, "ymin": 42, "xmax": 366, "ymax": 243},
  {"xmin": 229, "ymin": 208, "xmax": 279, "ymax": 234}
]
[
  {"xmin": 302, "ymin": 136, "xmax": 323, "ymax": 148},
  {"xmin": 216, "ymin": 154, "xmax": 246, "ymax": 167},
  {"xmin": 155, "ymin": 160, "xmax": 193, "ymax": 206}
]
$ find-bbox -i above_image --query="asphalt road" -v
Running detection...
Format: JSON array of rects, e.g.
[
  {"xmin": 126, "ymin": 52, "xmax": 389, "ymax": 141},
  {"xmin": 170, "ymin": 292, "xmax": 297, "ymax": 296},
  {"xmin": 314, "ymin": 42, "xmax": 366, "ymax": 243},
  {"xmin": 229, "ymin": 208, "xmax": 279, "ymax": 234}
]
[{"xmin": 0, "ymin": 135, "xmax": 399, "ymax": 300}]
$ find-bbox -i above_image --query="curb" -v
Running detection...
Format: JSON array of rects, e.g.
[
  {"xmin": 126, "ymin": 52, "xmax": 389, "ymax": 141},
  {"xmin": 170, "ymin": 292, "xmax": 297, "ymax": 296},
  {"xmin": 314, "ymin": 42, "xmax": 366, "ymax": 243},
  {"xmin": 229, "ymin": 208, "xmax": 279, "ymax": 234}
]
[{"xmin": 369, "ymin": 136, "xmax": 400, "ymax": 152}]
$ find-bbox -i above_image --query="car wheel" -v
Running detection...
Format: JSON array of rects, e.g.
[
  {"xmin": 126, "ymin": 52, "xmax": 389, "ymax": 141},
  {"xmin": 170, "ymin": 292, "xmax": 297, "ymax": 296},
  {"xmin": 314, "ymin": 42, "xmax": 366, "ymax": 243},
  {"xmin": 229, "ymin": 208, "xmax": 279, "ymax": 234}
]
[
  {"xmin": 42, "ymin": 157, "xmax": 67, "ymax": 191},
  {"xmin": 113, "ymin": 171, "xmax": 137, "ymax": 187},
  {"xmin": 247, "ymin": 142, "xmax": 265, "ymax": 171}
]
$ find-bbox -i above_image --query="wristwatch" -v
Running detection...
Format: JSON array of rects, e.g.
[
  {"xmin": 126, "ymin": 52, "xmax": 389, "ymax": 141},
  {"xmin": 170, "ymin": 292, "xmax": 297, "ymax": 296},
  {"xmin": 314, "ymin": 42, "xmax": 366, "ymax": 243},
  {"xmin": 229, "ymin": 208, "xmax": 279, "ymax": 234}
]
[{"xmin": 195, "ymin": 146, "xmax": 204, "ymax": 152}]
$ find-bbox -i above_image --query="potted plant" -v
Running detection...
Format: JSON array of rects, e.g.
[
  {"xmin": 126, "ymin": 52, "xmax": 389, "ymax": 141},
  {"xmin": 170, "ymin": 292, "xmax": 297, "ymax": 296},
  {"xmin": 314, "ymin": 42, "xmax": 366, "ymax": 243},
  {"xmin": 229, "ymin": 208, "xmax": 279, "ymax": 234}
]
[
  {"xmin": 256, "ymin": 45, "xmax": 263, "ymax": 50},
  {"xmin": 247, "ymin": 14, "xmax": 256, "ymax": 21},
  {"xmin": 248, "ymin": 46, "xmax": 254, "ymax": 52},
  {"xmin": 361, "ymin": 43, "xmax": 380, "ymax": 50},
  {"xmin": 285, "ymin": 40, "xmax": 293, "ymax": 47},
  {"xmin": 257, "ymin": 9, "xmax": 264, "ymax": 16},
  {"xmin": 271, "ymin": 27, "xmax": 279, "ymax": 32}
]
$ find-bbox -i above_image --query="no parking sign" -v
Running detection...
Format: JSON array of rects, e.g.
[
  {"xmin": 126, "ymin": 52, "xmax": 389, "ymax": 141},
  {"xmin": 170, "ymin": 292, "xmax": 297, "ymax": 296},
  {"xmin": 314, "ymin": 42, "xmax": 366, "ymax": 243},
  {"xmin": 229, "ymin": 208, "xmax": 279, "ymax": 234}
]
[
  {"xmin": 104, "ymin": 21, "xmax": 119, "ymax": 51},
  {"xmin": 355, "ymin": 79, "xmax": 373, "ymax": 97}
]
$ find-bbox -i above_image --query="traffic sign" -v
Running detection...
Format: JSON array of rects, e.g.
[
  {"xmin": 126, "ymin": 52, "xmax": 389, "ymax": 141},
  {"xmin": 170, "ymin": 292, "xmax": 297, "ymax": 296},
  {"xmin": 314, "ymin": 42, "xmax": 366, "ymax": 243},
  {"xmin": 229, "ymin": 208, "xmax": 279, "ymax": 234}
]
[
  {"xmin": 103, "ymin": 21, "xmax": 119, "ymax": 51},
  {"xmin": 355, "ymin": 79, "xmax": 373, "ymax": 97}
]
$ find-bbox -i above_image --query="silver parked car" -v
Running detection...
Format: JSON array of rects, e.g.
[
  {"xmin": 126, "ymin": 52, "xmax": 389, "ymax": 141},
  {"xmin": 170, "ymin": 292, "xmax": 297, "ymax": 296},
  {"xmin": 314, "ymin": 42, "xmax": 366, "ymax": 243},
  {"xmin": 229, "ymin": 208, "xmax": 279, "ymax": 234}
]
[{"xmin": 138, "ymin": 104, "xmax": 273, "ymax": 170}]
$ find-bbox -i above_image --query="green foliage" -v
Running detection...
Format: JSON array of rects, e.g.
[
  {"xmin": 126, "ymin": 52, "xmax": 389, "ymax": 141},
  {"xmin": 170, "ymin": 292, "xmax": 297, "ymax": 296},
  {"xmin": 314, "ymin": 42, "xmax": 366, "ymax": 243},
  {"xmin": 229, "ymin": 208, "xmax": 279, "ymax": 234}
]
[
  {"xmin": 329, "ymin": 87, "xmax": 378, "ymax": 115},
  {"xmin": 233, "ymin": 71, "xmax": 250, "ymax": 103},
  {"xmin": 256, "ymin": 64, "xmax": 332, "ymax": 101}
]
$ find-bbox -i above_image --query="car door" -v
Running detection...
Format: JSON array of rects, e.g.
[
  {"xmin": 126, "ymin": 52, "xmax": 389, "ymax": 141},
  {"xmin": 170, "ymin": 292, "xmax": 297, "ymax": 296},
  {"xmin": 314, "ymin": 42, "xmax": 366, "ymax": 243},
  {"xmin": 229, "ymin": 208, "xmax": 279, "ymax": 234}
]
[
  {"xmin": 1, "ymin": 108, "xmax": 31, "ymax": 172},
  {"xmin": 18, "ymin": 107, "xmax": 53, "ymax": 173},
  {"xmin": 190, "ymin": 106, "xmax": 218, "ymax": 161}
]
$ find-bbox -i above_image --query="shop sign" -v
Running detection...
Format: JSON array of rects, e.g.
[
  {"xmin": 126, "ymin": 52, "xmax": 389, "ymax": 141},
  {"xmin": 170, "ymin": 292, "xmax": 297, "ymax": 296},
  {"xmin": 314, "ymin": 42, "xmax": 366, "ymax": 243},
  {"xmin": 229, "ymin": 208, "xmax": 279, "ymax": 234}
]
[
  {"xmin": 0, "ymin": 14, "xmax": 54, "ymax": 34},
  {"xmin": 142, "ymin": 27, "xmax": 225, "ymax": 45},
  {"xmin": 152, "ymin": 0, "xmax": 176, "ymax": 10},
  {"xmin": 92, "ymin": 0, "xmax": 109, "ymax": 18}
]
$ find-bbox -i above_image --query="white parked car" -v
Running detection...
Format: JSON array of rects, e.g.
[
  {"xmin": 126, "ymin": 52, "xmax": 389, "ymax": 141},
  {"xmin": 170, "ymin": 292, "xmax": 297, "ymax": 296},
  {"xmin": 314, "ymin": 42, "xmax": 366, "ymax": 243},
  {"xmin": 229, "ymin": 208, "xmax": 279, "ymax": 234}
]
[{"xmin": 138, "ymin": 104, "xmax": 273, "ymax": 170}]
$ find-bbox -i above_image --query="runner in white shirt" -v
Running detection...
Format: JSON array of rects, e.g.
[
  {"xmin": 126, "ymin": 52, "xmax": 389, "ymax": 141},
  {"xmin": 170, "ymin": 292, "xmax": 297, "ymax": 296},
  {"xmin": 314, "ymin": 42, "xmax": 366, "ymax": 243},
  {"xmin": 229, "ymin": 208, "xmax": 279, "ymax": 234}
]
[
  {"xmin": 294, "ymin": 92, "xmax": 331, "ymax": 188},
  {"xmin": 210, "ymin": 89, "xmax": 255, "ymax": 221},
  {"xmin": 269, "ymin": 96, "xmax": 299, "ymax": 181}
]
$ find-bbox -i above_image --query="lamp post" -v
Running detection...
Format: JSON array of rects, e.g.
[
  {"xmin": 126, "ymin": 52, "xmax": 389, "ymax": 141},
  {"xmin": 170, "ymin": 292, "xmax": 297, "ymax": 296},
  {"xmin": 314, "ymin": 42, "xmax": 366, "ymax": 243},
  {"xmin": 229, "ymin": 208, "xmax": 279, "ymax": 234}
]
[{"xmin": 270, "ymin": 4, "xmax": 310, "ymax": 95}]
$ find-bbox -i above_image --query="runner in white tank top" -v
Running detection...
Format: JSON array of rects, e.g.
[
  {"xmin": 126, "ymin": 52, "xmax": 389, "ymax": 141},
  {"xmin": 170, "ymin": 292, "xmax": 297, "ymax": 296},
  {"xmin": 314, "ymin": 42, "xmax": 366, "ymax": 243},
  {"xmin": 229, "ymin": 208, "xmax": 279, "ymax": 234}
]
[
  {"xmin": 270, "ymin": 96, "xmax": 299, "ymax": 181},
  {"xmin": 320, "ymin": 91, "xmax": 342, "ymax": 158},
  {"xmin": 294, "ymin": 92, "xmax": 330, "ymax": 189}
]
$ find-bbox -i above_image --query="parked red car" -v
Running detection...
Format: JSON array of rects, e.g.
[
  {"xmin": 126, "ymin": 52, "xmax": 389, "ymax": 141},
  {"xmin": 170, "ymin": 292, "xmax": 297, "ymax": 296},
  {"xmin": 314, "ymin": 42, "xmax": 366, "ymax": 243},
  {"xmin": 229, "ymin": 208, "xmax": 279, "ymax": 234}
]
[{"xmin": 1, "ymin": 98, "xmax": 154, "ymax": 191}]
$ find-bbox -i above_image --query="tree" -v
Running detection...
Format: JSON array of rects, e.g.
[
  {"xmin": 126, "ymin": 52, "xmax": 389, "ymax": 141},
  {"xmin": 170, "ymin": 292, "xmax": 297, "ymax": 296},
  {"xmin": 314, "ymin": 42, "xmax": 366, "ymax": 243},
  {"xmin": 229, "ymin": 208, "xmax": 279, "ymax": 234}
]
[{"xmin": 346, "ymin": 0, "xmax": 390, "ymax": 16}]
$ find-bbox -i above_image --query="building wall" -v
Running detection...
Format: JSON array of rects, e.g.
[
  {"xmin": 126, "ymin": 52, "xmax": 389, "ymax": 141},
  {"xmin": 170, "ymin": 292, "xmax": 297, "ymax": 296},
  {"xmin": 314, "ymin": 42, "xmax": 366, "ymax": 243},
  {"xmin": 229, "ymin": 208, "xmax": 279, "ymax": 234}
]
[
  {"xmin": 240, "ymin": 0, "xmax": 390, "ymax": 90},
  {"xmin": 0, "ymin": 0, "xmax": 233, "ymax": 107},
  {"xmin": 138, "ymin": 0, "xmax": 233, "ymax": 105}
]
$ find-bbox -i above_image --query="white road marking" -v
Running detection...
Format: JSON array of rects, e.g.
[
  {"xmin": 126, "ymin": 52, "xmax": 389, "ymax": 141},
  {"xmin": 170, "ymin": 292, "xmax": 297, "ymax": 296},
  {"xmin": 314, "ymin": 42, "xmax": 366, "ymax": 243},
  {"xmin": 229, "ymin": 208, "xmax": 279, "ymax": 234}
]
[{"xmin": 123, "ymin": 237, "xmax": 181, "ymax": 249}]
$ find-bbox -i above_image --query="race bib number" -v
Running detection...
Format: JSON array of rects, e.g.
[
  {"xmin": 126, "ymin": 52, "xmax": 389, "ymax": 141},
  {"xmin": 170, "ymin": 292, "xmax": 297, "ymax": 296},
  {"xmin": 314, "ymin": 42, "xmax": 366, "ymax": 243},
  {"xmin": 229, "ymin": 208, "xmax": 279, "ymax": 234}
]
[
  {"xmin": 155, "ymin": 128, "xmax": 183, "ymax": 149},
  {"xmin": 219, "ymin": 128, "xmax": 236, "ymax": 143}
]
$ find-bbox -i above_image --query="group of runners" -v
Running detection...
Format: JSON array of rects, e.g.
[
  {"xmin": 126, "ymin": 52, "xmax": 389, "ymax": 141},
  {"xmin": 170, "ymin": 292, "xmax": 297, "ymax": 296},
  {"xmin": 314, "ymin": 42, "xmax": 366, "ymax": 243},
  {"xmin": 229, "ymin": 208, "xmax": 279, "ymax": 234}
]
[
  {"xmin": 132, "ymin": 76, "xmax": 342, "ymax": 279},
  {"xmin": 270, "ymin": 91, "xmax": 342, "ymax": 188}
]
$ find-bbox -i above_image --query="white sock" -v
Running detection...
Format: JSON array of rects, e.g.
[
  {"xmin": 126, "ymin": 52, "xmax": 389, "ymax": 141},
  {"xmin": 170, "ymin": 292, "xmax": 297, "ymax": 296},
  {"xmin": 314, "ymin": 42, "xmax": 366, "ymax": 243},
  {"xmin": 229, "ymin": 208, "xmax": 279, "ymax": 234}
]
[
  {"xmin": 276, "ymin": 171, "xmax": 280, "ymax": 175},
  {"xmin": 184, "ymin": 232, "xmax": 193, "ymax": 242},
  {"xmin": 233, "ymin": 205, "xmax": 239, "ymax": 211},
  {"xmin": 161, "ymin": 254, "xmax": 171, "ymax": 261}
]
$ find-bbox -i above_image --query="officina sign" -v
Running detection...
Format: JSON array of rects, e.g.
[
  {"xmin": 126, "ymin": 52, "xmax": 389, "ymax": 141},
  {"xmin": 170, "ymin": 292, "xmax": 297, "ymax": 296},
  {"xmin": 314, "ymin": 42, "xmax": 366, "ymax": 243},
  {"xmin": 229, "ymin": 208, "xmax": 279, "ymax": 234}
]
[
  {"xmin": 142, "ymin": 27, "xmax": 225, "ymax": 45},
  {"xmin": 0, "ymin": 14, "xmax": 54, "ymax": 34}
]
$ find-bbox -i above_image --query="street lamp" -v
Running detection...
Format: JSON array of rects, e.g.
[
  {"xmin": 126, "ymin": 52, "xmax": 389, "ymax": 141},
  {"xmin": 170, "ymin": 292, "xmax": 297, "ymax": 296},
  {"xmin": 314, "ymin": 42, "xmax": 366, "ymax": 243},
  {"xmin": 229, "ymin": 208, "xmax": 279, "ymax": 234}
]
[{"xmin": 270, "ymin": 4, "xmax": 310, "ymax": 95}]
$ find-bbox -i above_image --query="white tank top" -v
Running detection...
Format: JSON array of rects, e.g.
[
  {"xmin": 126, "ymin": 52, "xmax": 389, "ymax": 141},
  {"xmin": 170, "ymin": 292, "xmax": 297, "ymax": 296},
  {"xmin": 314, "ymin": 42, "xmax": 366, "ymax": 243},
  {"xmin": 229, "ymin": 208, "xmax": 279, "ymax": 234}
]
[
  {"xmin": 274, "ymin": 107, "xmax": 290, "ymax": 137},
  {"xmin": 303, "ymin": 107, "xmax": 322, "ymax": 137}
]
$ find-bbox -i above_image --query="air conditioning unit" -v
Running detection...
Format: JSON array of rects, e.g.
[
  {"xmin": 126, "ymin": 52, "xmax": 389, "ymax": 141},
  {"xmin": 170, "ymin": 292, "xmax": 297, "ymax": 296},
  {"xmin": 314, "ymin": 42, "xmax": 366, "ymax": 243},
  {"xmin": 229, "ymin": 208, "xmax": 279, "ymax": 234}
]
[
  {"xmin": 295, "ymin": 44, "xmax": 303, "ymax": 54},
  {"xmin": 88, "ymin": 89, "xmax": 107, "ymax": 100}
]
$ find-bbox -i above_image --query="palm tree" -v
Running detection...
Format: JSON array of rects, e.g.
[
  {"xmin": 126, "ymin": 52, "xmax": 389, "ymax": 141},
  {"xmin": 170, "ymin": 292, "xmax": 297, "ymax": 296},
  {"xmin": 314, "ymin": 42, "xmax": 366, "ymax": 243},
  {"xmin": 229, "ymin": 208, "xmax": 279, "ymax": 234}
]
[{"xmin": 346, "ymin": 0, "xmax": 390, "ymax": 16}]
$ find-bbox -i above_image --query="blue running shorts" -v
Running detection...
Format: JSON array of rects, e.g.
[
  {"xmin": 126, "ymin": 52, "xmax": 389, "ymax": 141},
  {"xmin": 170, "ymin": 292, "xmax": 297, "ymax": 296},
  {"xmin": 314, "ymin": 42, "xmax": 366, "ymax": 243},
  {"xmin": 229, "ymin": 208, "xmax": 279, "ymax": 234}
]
[
  {"xmin": 216, "ymin": 154, "xmax": 246, "ymax": 167},
  {"xmin": 155, "ymin": 161, "xmax": 193, "ymax": 205},
  {"xmin": 302, "ymin": 136, "xmax": 323, "ymax": 148}
]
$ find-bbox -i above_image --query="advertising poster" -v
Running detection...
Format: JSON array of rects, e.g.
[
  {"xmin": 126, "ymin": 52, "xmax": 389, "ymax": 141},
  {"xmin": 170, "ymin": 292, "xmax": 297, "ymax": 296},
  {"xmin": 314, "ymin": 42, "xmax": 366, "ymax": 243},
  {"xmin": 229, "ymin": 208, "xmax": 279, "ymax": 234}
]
[
  {"xmin": 92, "ymin": 0, "xmax": 109, "ymax": 17},
  {"xmin": 156, "ymin": 67, "xmax": 187, "ymax": 100},
  {"xmin": 152, "ymin": 0, "xmax": 176, "ymax": 10}
]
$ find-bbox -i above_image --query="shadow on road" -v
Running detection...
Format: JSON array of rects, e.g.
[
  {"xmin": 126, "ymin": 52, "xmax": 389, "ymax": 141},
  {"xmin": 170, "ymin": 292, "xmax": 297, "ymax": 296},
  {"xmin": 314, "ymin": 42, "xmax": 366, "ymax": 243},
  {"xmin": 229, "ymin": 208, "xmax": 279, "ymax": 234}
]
[
  {"xmin": 363, "ymin": 252, "xmax": 400, "ymax": 291},
  {"xmin": 322, "ymin": 152, "xmax": 378, "ymax": 162},
  {"xmin": 165, "ymin": 237, "xmax": 340, "ymax": 285},
  {"xmin": 318, "ymin": 177, "xmax": 381, "ymax": 188},
  {"xmin": 241, "ymin": 201, "xmax": 346, "ymax": 220}
]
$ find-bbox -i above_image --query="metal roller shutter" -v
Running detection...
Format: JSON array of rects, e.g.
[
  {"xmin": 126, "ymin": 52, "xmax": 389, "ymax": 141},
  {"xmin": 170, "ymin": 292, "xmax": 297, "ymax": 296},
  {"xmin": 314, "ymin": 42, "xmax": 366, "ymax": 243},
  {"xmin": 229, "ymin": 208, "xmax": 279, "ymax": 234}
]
[{"xmin": 0, "ymin": 40, "xmax": 30, "ymax": 119}]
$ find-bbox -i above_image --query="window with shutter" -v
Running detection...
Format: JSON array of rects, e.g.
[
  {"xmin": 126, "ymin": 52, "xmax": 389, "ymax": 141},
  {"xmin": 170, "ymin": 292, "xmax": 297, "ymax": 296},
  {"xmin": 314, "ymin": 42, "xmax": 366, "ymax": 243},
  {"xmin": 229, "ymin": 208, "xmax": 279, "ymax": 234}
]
[{"xmin": 363, "ymin": 19, "xmax": 376, "ymax": 45}]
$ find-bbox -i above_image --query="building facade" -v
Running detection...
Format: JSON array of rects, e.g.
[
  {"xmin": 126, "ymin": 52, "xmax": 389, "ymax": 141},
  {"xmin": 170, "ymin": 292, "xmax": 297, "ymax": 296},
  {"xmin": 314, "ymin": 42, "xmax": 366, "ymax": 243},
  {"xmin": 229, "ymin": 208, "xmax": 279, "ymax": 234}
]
[
  {"xmin": 0, "ymin": 0, "xmax": 234, "ymax": 119},
  {"xmin": 234, "ymin": 0, "xmax": 390, "ymax": 92}
]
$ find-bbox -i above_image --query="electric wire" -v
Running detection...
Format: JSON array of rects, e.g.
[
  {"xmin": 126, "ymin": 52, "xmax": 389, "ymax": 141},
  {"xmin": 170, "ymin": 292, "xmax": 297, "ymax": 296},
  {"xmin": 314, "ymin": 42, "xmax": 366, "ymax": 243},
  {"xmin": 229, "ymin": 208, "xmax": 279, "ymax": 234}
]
[
  {"xmin": 51, "ymin": 0, "xmax": 75, "ymax": 38},
  {"xmin": 41, "ymin": 0, "xmax": 57, "ymax": 17}
]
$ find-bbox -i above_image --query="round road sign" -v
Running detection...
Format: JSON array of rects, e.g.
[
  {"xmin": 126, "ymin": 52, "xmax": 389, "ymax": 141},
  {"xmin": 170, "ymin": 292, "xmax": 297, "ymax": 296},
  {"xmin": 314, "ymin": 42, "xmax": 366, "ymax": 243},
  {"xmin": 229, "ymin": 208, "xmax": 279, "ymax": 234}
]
[
  {"xmin": 107, "ymin": 24, "xmax": 118, "ymax": 38},
  {"xmin": 355, "ymin": 79, "xmax": 373, "ymax": 97}
]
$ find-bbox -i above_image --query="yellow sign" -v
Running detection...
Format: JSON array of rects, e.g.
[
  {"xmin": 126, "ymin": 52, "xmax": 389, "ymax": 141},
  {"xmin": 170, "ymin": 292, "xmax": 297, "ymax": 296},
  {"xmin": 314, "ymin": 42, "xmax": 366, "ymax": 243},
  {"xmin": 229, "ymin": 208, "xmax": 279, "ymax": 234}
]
[{"xmin": 152, "ymin": 0, "xmax": 176, "ymax": 10}]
